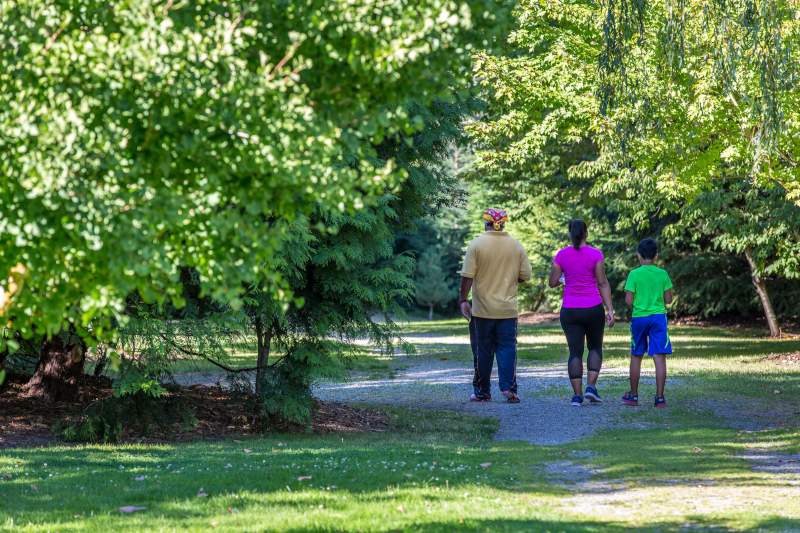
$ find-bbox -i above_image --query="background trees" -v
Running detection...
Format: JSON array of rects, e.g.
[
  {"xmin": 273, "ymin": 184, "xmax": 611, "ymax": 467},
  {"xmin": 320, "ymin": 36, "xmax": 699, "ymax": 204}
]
[{"xmin": 465, "ymin": 0, "xmax": 800, "ymax": 331}]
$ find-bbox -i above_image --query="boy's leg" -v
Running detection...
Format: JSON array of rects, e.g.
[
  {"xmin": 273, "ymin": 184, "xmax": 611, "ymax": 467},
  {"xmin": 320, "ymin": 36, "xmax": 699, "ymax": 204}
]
[
  {"xmin": 629, "ymin": 356, "xmax": 643, "ymax": 395},
  {"xmin": 649, "ymin": 314, "xmax": 672, "ymax": 398},
  {"xmin": 495, "ymin": 318, "xmax": 518, "ymax": 394},
  {"xmin": 653, "ymin": 355, "xmax": 667, "ymax": 398},
  {"xmin": 629, "ymin": 317, "xmax": 649, "ymax": 393},
  {"xmin": 472, "ymin": 318, "xmax": 495, "ymax": 398}
]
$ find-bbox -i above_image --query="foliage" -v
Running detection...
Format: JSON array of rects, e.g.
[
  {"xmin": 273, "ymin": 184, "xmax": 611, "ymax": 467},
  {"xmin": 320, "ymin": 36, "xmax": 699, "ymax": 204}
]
[
  {"xmin": 0, "ymin": 0, "xmax": 498, "ymax": 346},
  {"xmin": 58, "ymin": 390, "xmax": 197, "ymax": 443},
  {"xmin": 467, "ymin": 0, "xmax": 800, "ymax": 321},
  {"xmin": 414, "ymin": 246, "xmax": 455, "ymax": 317},
  {"xmin": 599, "ymin": 0, "xmax": 800, "ymax": 180}
]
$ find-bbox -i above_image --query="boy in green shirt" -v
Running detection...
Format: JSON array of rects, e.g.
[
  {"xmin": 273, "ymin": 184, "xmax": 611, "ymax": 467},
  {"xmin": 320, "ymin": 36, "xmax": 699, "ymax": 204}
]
[{"xmin": 622, "ymin": 238, "xmax": 673, "ymax": 408}]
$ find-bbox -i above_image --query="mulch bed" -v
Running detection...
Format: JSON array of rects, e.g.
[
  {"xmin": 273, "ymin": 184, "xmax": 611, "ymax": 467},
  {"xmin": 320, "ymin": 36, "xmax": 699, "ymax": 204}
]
[
  {"xmin": 765, "ymin": 352, "xmax": 800, "ymax": 365},
  {"xmin": 0, "ymin": 373, "xmax": 387, "ymax": 449},
  {"xmin": 518, "ymin": 312, "xmax": 559, "ymax": 325}
]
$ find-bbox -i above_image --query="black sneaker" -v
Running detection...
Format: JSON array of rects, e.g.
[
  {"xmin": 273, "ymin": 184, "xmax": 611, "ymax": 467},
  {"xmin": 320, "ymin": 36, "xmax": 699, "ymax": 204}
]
[
  {"xmin": 571, "ymin": 394, "xmax": 584, "ymax": 406},
  {"xmin": 470, "ymin": 393, "xmax": 491, "ymax": 402},
  {"xmin": 654, "ymin": 396, "xmax": 667, "ymax": 408}
]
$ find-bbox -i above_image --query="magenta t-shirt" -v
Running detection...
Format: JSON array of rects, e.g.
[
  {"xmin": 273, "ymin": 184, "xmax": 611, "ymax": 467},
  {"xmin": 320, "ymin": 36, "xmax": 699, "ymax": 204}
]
[{"xmin": 554, "ymin": 245, "xmax": 604, "ymax": 308}]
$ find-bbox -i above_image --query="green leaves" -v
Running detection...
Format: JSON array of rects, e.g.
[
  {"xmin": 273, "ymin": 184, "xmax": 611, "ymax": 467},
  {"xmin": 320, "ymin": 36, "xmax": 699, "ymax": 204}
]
[{"xmin": 0, "ymin": 0, "xmax": 488, "ymax": 342}]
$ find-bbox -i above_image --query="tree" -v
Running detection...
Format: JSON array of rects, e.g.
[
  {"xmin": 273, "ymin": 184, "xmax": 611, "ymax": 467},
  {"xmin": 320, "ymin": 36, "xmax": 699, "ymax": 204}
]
[
  {"xmin": 0, "ymin": 0, "xmax": 499, "ymax": 399},
  {"xmin": 415, "ymin": 247, "xmax": 454, "ymax": 320}
]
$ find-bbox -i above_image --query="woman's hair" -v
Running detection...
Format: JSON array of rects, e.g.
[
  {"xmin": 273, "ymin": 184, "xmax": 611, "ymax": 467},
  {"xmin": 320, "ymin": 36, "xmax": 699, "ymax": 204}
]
[{"xmin": 568, "ymin": 219, "xmax": 587, "ymax": 249}]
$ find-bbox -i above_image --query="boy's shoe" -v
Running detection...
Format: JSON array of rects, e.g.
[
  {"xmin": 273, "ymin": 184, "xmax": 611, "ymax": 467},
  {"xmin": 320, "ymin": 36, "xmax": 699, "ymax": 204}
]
[
  {"xmin": 570, "ymin": 395, "xmax": 584, "ymax": 406},
  {"xmin": 502, "ymin": 390, "xmax": 520, "ymax": 404},
  {"xmin": 622, "ymin": 392, "xmax": 639, "ymax": 406},
  {"xmin": 654, "ymin": 396, "xmax": 667, "ymax": 408},
  {"xmin": 584, "ymin": 385, "xmax": 602, "ymax": 403},
  {"xmin": 470, "ymin": 393, "xmax": 491, "ymax": 402}
]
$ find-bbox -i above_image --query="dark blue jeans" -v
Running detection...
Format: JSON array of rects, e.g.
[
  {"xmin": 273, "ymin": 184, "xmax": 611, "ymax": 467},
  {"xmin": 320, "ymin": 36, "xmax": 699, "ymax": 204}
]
[{"xmin": 470, "ymin": 317, "xmax": 518, "ymax": 396}]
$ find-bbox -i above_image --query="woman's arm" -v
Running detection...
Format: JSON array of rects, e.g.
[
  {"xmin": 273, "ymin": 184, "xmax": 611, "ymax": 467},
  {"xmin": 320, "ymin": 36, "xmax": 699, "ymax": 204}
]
[
  {"xmin": 548, "ymin": 263, "xmax": 563, "ymax": 288},
  {"xmin": 594, "ymin": 261, "xmax": 615, "ymax": 326}
]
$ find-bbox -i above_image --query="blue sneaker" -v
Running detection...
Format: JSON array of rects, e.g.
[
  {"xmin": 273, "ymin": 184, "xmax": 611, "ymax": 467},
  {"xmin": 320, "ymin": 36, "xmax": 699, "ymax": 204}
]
[
  {"xmin": 584, "ymin": 385, "xmax": 602, "ymax": 403},
  {"xmin": 655, "ymin": 396, "xmax": 667, "ymax": 409},
  {"xmin": 622, "ymin": 392, "xmax": 639, "ymax": 406},
  {"xmin": 571, "ymin": 394, "xmax": 584, "ymax": 406}
]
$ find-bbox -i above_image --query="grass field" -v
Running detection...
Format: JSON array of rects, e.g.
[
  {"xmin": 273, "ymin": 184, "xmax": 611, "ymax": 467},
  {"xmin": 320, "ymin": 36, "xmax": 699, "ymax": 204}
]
[{"xmin": 3, "ymin": 319, "xmax": 800, "ymax": 532}]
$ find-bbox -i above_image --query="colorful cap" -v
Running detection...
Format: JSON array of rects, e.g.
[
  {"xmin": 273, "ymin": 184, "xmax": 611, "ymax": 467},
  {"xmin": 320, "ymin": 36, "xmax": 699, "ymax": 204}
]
[{"xmin": 482, "ymin": 208, "xmax": 508, "ymax": 230}]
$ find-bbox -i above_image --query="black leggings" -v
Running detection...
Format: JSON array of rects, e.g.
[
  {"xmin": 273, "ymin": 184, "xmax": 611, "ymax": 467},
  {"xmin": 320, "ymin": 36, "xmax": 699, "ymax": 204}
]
[{"xmin": 560, "ymin": 305, "xmax": 605, "ymax": 379}]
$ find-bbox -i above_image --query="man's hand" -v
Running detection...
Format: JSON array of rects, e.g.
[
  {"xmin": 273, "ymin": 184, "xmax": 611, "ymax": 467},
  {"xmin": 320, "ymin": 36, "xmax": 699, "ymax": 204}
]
[
  {"xmin": 460, "ymin": 301, "xmax": 472, "ymax": 321},
  {"xmin": 606, "ymin": 309, "xmax": 615, "ymax": 328}
]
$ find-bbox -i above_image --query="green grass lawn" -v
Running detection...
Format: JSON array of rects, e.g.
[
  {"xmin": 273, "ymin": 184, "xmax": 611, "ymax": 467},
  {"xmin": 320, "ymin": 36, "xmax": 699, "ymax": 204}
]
[{"xmin": 4, "ymin": 319, "xmax": 800, "ymax": 532}]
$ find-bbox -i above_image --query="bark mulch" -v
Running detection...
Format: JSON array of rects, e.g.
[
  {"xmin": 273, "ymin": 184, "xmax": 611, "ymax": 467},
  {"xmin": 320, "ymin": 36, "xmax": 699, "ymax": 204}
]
[
  {"xmin": 0, "ymin": 374, "xmax": 388, "ymax": 449},
  {"xmin": 765, "ymin": 352, "xmax": 800, "ymax": 365}
]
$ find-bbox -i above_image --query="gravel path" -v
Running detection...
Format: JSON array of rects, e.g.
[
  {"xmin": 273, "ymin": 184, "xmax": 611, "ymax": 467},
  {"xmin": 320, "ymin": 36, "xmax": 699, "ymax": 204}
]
[{"xmin": 314, "ymin": 359, "xmax": 657, "ymax": 445}]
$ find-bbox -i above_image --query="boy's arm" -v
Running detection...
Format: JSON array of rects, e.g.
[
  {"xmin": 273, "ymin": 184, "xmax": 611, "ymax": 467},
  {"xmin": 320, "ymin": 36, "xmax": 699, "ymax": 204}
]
[
  {"xmin": 663, "ymin": 271, "xmax": 674, "ymax": 305},
  {"xmin": 625, "ymin": 291, "xmax": 634, "ymax": 307}
]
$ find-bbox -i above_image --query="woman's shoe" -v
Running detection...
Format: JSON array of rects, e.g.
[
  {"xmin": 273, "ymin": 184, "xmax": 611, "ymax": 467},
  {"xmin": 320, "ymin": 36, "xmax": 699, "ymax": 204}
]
[{"xmin": 571, "ymin": 394, "xmax": 584, "ymax": 406}]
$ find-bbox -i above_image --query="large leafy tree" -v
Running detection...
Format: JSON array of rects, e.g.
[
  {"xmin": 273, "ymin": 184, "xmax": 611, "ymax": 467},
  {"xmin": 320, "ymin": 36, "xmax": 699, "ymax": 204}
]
[{"xmin": 0, "ymin": 0, "xmax": 498, "ymax": 398}]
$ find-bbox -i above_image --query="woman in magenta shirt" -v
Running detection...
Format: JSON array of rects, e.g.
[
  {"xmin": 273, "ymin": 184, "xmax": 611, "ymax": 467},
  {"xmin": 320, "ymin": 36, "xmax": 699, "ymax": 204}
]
[{"xmin": 549, "ymin": 219, "xmax": 615, "ymax": 406}]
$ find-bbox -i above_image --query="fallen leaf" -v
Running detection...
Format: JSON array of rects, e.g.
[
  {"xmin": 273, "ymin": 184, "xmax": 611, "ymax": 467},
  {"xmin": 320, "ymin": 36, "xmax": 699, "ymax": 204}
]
[
  {"xmin": 30, "ymin": 485, "xmax": 39, "ymax": 492},
  {"xmin": 397, "ymin": 505, "xmax": 405, "ymax": 513},
  {"xmin": 297, "ymin": 475, "xmax": 312, "ymax": 481},
  {"xmin": 243, "ymin": 449, "xmax": 253, "ymax": 454},
  {"xmin": 119, "ymin": 506, "xmax": 146, "ymax": 514},
  {"xmin": 480, "ymin": 462, "xmax": 492, "ymax": 469},
  {"xmin": 692, "ymin": 447, "xmax": 703, "ymax": 454},
  {"xmin": 134, "ymin": 475, "xmax": 146, "ymax": 481},
  {"xmin": 197, "ymin": 488, "xmax": 208, "ymax": 497}
]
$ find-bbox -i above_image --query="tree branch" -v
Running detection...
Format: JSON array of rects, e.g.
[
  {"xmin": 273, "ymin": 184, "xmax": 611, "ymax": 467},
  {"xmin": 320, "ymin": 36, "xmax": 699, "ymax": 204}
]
[{"xmin": 159, "ymin": 333, "xmax": 264, "ymax": 373}]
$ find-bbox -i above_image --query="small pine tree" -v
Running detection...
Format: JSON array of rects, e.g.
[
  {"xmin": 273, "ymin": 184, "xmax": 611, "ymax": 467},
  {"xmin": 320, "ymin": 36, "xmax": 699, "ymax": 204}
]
[{"xmin": 414, "ymin": 247, "xmax": 454, "ymax": 320}]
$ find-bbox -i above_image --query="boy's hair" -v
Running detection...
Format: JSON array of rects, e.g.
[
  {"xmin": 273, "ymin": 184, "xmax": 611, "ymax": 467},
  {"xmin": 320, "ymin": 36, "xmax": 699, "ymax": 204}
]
[{"xmin": 637, "ymin": 238, "xmax": 658, "ymax": 260}]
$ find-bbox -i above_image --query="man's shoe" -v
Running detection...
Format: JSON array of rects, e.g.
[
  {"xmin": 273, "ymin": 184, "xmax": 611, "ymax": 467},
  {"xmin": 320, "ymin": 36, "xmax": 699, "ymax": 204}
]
[
  {"xmin": 584, "ymin": 385, "xmax": 602, "ymax": 403},
  {"xmin": 571, "ymin": 394, "xmax": 584, "ymax": 406},
  {"xmin": 654, "ymin": 396, "xmax": 667, "ymax": 408},
  {"xmin": 502, "ymin": 390, "xmax": 520, "ymax": 404},
  {"xmin": 622, "ymin": 392, "xmax": 639, "ymax": 406},
  {"xmin": 470, "ymin": 393, "xmax": 491, "ymax": 402}
]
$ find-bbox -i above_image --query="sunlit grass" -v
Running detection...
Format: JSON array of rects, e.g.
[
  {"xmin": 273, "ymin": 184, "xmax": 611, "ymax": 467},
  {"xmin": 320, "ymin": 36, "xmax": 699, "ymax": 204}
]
[{"xmin": 5, "ymin": 319, "xmax": 800, "ymax": 531}]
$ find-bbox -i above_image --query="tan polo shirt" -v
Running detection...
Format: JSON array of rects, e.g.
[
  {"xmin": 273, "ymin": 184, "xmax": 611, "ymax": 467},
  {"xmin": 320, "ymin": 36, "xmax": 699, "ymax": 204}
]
[{"xmin": 460, "ymin": 231, "xmax": 532, "ymax": 319}]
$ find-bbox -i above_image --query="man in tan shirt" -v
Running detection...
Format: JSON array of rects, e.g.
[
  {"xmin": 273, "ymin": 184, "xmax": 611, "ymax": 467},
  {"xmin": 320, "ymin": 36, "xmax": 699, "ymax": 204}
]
[{"xmin": 459, "ymin": 209, "xmax": 531, "ymax": 403}]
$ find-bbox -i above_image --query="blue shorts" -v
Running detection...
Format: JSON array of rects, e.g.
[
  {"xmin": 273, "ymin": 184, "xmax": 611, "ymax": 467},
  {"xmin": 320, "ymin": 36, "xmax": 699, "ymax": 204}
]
[{"xmin": 630, "ymin": 314, "xmax": 672, "ymax": 356}]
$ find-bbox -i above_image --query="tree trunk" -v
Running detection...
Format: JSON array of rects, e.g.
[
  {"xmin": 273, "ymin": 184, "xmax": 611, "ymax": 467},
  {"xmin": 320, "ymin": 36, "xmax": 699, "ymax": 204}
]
[
  {"xmin": 93, "ymin": 348, "xmax": 108, "ymax": 377},
  {"xmin": 22, "ymin": 334, "xmax": 86, "ymax": 401},
  {"xmin": 254, "ymin": 318, "xmax": 272, "ymax": 398},
  {"xmin": 428, "ymin": 304, "xmax": 434, "ymax": 321},
  {"xmin": 744, "ymin": 249, "xmax": 781, "ymax": 338}
]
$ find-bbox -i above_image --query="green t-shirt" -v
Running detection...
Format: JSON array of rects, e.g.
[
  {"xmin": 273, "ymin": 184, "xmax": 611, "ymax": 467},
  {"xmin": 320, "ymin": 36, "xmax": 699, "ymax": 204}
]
[{"xmin": 624, "ymin": 265, "xmax": 673, "ymax": 318}]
